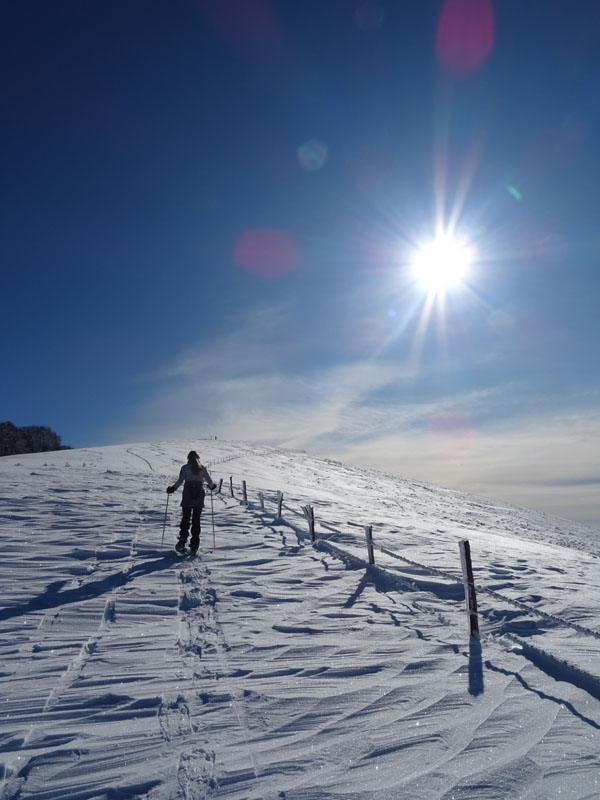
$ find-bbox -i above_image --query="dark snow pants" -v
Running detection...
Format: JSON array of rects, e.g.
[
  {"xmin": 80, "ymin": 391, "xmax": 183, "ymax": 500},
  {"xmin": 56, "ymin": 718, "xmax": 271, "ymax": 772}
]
[{"xmin": 178, "ymin": 505, "xmax": 203, "ymax": 551}]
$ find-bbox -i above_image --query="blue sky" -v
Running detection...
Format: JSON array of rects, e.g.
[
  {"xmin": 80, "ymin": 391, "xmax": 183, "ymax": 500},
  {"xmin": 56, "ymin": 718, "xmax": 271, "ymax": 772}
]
[{"xmin": 2, "ymin": 0, "xmax": 600, "ymax": 525}]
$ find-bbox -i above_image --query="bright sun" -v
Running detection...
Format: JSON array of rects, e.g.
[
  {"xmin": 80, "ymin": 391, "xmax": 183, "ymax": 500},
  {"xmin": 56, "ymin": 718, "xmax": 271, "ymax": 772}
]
[{"xmin": 411, "ymin": 233, "xmax": 474, "ymax": 294}]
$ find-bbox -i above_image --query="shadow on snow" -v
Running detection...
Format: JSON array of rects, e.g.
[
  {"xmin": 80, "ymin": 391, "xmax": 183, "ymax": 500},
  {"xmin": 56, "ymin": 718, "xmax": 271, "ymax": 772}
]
[{"xmin": 0, "ymin": 553, "xmax": 178, "ymax": 622}]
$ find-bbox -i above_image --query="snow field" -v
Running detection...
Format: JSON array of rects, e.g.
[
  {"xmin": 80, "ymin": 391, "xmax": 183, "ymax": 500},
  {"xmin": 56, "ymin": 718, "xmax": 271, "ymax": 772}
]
[{"xmin": 1, "ymin": 441, "xmax": 599, "ymax": 798}]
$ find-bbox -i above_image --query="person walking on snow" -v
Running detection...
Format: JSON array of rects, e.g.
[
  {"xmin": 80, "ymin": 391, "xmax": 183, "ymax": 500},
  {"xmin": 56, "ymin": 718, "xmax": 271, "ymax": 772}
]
[{"xmin": 167, "ymin": 451, "xmax": 216, "ymax": 554}]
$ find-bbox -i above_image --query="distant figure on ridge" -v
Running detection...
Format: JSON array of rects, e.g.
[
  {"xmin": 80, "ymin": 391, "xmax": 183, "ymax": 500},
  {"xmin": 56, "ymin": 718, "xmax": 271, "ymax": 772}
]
[{"xmin": 167, "ymin": 450, "xmax": 217, "ymax": 555}]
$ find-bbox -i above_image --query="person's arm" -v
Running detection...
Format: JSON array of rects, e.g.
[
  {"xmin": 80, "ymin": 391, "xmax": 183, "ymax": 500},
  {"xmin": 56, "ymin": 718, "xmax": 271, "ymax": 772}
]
[
  {"xmin": 167, "ymin": 466, "xmax": 186, "ymax": 493},
  {"xmin": 203, "ymin": 466, "xmax": 217, "ymax": 491}
]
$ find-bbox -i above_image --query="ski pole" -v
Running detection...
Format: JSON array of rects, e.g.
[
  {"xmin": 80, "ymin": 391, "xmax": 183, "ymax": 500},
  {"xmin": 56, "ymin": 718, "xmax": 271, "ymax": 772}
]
[
  {"xmin": 211, "ymin": 490, "xmax": 215, "ymax": 549},
  {"xmin": 161, "ymin": 493, "xmax": 169, "ymax": 550}
]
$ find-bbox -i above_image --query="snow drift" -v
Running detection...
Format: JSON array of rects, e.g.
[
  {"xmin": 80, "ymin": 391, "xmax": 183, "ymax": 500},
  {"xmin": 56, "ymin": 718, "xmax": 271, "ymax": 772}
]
[{"xmin": 1, "ymin": 440, "xmax": 599, "ymax": 799}]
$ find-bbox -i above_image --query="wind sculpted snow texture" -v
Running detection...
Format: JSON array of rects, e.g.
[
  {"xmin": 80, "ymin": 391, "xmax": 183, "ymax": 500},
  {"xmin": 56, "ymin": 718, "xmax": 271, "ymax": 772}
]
[{"xmin": 1, "ymin": 441, "xmax": 599, "ymax": 799}]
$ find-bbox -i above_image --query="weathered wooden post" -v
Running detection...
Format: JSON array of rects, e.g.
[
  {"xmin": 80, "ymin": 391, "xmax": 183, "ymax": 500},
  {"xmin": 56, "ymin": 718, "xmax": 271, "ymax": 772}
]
[
  {"xmin": 242, "ymin": 480, "xmax": 247, "ymax": 505},
  {"xmin": 258, "ymin": 492, "xmax": 265, "ymax": 511},
  {"xmin": 217, "ymin": 478, "xmax": 223, "ymax": 494},
  {"xmin": 459, "ymin": 539, "xmax": 479, "ymax": 636},
  {"xmin": 229, "ymin": 476, "xmax": 234, "ymax": 497},
  {"xmin": 364, "ymin": 525, "xmax": 375, "ymax": 565},
  {"xmin": 303, "ymin": 505, "xmax": 315, "ymax": 541},
  {"xmin": 277, "ymin": 491, "xmax": 283, "ymax": 518}
]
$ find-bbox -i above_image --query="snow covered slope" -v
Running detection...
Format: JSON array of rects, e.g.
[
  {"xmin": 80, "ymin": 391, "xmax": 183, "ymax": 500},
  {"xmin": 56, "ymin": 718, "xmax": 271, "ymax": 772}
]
[{"xmin": 1, "ymin": 440, "xmax": 599, "ymax": 799}]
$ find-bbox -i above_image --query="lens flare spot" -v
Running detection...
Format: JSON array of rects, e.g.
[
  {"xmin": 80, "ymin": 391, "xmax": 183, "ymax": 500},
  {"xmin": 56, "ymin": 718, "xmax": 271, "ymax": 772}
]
[
  {"xmin": 234, "ymin": 228, "xmax": 299, "ymax": 278},
  {"xmin": 298, "ymin": 138, "xmax": 328, "ymax": 171},
  {"xmin": 427, "ymin": 406, "xmax": 477, "ymax": 463},
  {"xmin": 436, "ymin": 0, "xmax": 495, "ymax": 77},
  {"xmin": 507, "ymin": 185, "xmax": 523, "ymax": 201}
]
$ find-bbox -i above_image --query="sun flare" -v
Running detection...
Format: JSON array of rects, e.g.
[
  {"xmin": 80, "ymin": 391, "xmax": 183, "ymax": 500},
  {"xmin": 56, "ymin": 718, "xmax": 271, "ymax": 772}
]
[{"xmin": 411, "ymin": 233, "xmax": 474, "ymax": 294}]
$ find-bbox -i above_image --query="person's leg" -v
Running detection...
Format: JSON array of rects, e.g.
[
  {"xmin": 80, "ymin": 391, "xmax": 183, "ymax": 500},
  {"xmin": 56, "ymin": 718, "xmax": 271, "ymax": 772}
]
[
  {"xmin": 178, "ymin": 507, "xmax": 192, "ymax": 546},
  {"xmin": 190, "ymin": 506, "xmax": 202, "ymax": 552}
]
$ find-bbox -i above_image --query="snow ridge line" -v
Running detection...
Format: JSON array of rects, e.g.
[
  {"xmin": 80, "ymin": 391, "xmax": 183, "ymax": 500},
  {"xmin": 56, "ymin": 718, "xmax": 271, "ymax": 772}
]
[
  {"xmin": 479, "ymin": 584, "xmax": 600, "ymax": 641},
  {"xmin": 252, "ymin": 510, "xmax": 460, "ymax": 630},
  {"xmin": 500, "ymin": 633, "xmax": 600, "ymax": 708},
  {"xmin": 313, "ymin": 538, "xmax": 460, "ymax": 631},
  {"xmin": 126, "ymin": 448, "xmax": 154, "ymax": 471},
  {"xmin": 30, "ymin": 472, "xmax": 149, "ymax": 720},
  {"xmin": 378, "ymin": 544, "xmax": 600, "ymax": 642},
  {"xmin": 322, "ymin": 533, "xmax": 600, "ymax": 710},
  {"xmin": 207, "ymin": 446, "xmax": 269, "ymax": 467},
  {"xmin": 262, "ymin": 496, "xmax": 600, "ymax": 645},
  {"xmin": 0, "ymin": 475, "xmax": 151, "ymax": 800},
  {"xmin": 338, "ymin": 547, "xmax": 600, "ymax": 708},
  {"xmin": 42, "ymin": 593, "xmax": 115, "ymax": 713},
  {"xmin": 240, "ymin": 499, "xmax": 600, "ymax": 709}
]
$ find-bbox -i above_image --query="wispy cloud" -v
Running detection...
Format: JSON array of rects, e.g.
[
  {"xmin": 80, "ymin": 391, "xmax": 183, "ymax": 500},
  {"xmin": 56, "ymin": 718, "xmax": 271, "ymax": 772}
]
[
  {"xmin": 115, "ymin": 302, "xmax": 600, "ymax": 527},
  {"xmin": 529, "ymin": 477, "xmax": 600, "ymax": 488},
  {"xmin": 151, "ymin": 302, "xmax": 297, "ymax": 382},
  {"xmin": 336, "ymin": 406, "xmax": 600, "ymax": 526}
]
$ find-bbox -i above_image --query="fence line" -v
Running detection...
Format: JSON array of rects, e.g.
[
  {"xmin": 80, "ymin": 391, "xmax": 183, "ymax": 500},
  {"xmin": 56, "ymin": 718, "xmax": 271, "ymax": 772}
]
[{"xmin": 220, "ymin": 475, "xmax": 479, "ymax": 637}]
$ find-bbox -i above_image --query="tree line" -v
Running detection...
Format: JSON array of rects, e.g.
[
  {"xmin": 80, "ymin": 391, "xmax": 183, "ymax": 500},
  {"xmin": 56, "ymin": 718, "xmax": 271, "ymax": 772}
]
[{"xmin": 0, "ymin": 421, "xmax": 71, "ymax": 456}]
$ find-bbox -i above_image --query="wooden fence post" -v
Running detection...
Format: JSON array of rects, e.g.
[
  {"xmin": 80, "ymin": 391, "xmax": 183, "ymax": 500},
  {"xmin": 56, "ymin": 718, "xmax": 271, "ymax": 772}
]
[
  {"xmin": 303, "ymin": 505, "xmax": 315, "ymax": 541},
  {"xmin": 217, "ymin": 478, "xmax": 223, "ymax": 494},
  {"xmin": 229, "ymin": 476, "xmax": 234, "ymax": 497},
  {"xmin": 258, "ymin": 492, "xmax": 264, "ymax": 511},
  {"xmin": 277, "ymin": 491, "xmax": 283, "ymax": 518},
  {"xmin": 364, "ymin": 525, "xmax": 375, "ymax": 565},
  {"xmin": 242, "ymin": 480, "xmax": 247, "ymax": 505},
  {"xmin": 459, "ymin": 539, "xmax": 479, "ymax": 636}
]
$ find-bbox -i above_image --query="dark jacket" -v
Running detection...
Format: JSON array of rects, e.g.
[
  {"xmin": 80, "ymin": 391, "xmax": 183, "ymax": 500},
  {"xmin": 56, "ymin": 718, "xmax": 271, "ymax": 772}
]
[{"xmin": 173, "ymin": 463, "xmax": 215, "ymax": 508}]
